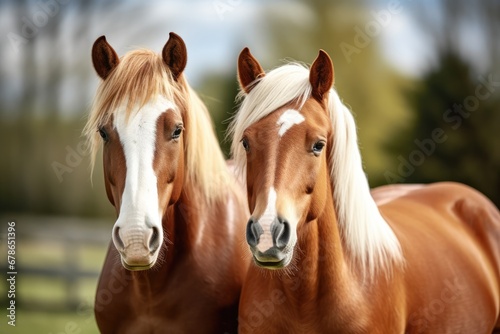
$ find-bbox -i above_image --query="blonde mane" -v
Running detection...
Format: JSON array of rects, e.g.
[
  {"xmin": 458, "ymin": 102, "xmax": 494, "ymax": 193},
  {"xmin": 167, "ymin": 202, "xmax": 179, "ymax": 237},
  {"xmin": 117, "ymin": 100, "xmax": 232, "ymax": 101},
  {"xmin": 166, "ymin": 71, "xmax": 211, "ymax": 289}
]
[
  {"xmin": 228, "ymin": 63, "xmax": 403, "ymax": 277},
  {"xmin": 84, "ymin": 49, "xmax": 230, "ymax": 201}
]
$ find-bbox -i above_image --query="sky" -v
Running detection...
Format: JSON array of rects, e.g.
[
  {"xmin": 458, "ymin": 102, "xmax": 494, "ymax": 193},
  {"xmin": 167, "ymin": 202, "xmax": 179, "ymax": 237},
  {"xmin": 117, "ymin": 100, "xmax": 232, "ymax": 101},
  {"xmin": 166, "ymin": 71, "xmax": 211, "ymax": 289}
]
[{"xmin": 0, "ymin": 0, "xmax": 482, "ymax": 117}]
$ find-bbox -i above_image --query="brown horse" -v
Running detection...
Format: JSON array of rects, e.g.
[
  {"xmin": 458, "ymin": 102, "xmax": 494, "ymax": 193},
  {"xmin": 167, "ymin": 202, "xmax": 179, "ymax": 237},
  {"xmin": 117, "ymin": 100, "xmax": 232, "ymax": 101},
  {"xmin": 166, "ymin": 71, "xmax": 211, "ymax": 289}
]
[
  {"xmin": 229, "ymin": 48, "xmax": 500, "ymax": 333},
  {"xmin": 84, "ymin": 33, "xmax": 249, "ymax": 333}
]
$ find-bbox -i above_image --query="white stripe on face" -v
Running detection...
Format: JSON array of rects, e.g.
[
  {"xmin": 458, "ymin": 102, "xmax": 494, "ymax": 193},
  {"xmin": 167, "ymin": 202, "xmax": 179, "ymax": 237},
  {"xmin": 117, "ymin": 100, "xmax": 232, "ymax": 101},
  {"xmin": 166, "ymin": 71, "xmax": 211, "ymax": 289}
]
[
  {"xmin": 114, "ymin": 96, "xmax": 175, "ymax": 235},
  {"xmin": 277, "ymin": 109, "xmax": 305, "ymax": 137},
  {"xmin": 256, "ymin": 187, "xmax": 277, "ymax": 252}
]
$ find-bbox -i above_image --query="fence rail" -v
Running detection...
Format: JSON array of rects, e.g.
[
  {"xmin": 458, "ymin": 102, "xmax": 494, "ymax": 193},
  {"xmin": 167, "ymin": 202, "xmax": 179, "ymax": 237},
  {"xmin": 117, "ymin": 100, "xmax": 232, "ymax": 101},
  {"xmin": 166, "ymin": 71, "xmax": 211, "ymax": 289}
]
[{"xmin": 1, "ymin": 215, "xmax": 111, "ymax": 312}]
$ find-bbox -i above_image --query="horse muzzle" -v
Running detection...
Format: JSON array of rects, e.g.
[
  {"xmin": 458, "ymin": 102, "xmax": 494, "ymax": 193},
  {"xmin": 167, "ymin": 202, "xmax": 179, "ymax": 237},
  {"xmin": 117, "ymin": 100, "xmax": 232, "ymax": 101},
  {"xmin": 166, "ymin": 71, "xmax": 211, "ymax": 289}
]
[{"xmin": 112, "ymin": 224, "xmax": 161, "ymax": 271}]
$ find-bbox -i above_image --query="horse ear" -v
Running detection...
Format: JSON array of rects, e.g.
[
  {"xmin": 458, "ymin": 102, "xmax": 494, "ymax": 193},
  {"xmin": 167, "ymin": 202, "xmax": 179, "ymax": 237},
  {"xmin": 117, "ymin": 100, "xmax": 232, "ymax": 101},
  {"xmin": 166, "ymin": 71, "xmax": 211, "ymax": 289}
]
[
  {"xmin": 92, "ymin": 36, "xmax": 120, "ymax": 80},
  {"xmin": 238, "ymin": 47, "xmax": 265, "ymax": 93},
  {"xmin": 162, "ymin": 32, "xmax": 187, "ymax": 81},
  {"xmin": 309, "ymin": 50, "xmax": 334, "ymax": 103}
]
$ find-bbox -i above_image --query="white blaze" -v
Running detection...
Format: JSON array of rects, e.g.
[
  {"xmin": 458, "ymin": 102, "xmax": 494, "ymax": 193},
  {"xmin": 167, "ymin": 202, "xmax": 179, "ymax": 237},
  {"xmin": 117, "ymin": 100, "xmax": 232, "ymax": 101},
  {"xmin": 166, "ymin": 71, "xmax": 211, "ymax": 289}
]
[
  {"xmin": 256, "ymin": 187, "xmax": 277, "ymax": 252},
  {"xmin": 113, "ymin": 96, "xmax": 175, "ymax": 241},
  {"xmin": 277, "ymin": 109, "xmax": 305, "ymax": 137}
]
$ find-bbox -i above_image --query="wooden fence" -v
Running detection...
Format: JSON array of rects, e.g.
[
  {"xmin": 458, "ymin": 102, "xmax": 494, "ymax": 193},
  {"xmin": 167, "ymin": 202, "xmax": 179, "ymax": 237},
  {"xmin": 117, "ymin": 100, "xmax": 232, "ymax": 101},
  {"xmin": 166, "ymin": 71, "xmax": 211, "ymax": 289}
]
[{"xmin": 1, "ymin": 215, "xmax": 110, "ymax": 312}]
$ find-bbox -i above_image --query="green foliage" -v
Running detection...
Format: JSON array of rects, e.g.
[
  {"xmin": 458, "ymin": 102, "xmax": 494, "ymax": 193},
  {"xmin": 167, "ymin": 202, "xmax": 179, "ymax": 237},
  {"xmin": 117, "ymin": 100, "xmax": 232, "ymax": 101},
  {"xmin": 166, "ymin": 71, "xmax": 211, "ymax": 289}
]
[
  {"xmin": 0, "ymin": 118, "xmax": 113, "ymax": 217},
  {"xmin": 198, "ymin": 0, "xmax": 412, "ymax": 183},
  {"xmin": 0, "ymin": 310, "xmax": 99, "ymax": 334},
  {"xmin": 383, "ymin": 52, "xmax": 500, "ymax": 207},
  {"xmin": 3, "ymin": 0, "xmax": 498, "ymax": 216},
  {"xmin": 196, "ymin": 73, "xmax": 240, "ymax": 158}
]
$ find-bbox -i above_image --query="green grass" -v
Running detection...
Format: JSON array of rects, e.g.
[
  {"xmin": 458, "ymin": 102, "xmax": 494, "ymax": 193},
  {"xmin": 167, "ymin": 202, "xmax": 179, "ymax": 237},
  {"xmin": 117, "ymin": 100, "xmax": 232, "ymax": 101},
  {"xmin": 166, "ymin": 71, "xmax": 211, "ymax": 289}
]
[
  {"xmin": 18, "ymin": 276, "xmax": 68, "ymax": 302},
  {"xmin": 1, "ymin": 309, "xmax": 100, "ymax": 334},
  {"xmin": 1, "ymin": 227, "xmax": 108, "ymax": 334}
]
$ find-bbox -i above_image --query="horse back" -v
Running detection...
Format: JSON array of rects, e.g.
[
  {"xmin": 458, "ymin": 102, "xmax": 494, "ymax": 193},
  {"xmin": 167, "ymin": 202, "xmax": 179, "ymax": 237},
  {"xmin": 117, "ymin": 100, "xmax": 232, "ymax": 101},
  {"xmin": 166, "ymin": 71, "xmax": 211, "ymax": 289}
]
[{"xmin": 375, "ymin": 182, "xmax": 500, "ymax": 332}]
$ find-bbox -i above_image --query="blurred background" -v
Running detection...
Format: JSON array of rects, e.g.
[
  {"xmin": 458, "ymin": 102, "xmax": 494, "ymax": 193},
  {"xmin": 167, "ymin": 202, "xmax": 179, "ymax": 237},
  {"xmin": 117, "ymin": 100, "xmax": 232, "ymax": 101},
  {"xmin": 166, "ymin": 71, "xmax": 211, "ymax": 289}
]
[{"xmin": 1, "ymin": 0, "xmax": 499, "ymax": 332}]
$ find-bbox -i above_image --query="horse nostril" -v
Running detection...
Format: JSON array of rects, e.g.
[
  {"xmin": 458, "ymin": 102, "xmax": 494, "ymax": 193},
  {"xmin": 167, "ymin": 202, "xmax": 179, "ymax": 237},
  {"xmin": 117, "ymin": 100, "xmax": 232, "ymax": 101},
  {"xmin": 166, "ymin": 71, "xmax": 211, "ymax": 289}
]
[
  {"xmin": 246, "ymin": 218, "xmax": 262, "ymax": 247},
  {"xmin": 113, "ymin": 226, "xmax": 125, "ymax": 251},
  {"xmin": 149, "ymin": 227, "xmax": 160, "ymax": 253},
  {"xmin": 274, "ymin": 218, "xmax": 291, "ymax": 249}
]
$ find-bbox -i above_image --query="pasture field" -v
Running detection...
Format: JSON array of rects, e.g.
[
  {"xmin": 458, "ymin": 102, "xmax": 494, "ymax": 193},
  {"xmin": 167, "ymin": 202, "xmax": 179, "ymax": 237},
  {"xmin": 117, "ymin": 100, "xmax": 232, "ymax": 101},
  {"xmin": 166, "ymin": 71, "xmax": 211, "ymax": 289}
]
[
  {"xmin": 1, "ymin": 310, "xmax": 100, "ymax": 334},
  {"xmin": 1, "ymin": 216, "xmax": 109, "ymax": 334}
]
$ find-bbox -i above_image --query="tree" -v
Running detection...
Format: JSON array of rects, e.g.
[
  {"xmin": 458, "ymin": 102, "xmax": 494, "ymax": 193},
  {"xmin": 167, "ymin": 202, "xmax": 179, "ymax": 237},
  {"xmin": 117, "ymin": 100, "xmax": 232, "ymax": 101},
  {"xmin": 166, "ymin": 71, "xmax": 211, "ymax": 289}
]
[
  {"xmin": 198, "ymin": 0, "xmax": 412, "ymax": 181},
  {"xmin": 383, "ymin": 0, "xmax": 500, "ymax": 207}
]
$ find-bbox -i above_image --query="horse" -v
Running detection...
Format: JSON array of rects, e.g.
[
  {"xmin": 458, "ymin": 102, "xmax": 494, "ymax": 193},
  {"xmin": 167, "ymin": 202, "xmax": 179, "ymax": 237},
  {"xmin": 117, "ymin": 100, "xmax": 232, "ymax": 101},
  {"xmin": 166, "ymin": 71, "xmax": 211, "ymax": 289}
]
[
  {"xmin": 228, "ymin": 47, "xmax": 500, "ymax": 333},
  {"xmin": 84, "ymin": 33, "xmax": 249, "ymax": 334}
]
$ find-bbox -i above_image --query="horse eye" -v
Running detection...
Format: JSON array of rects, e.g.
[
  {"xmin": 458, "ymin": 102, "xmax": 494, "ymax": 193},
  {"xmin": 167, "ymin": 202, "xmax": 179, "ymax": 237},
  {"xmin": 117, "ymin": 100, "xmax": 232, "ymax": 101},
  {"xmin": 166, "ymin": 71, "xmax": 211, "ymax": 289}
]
[
  {"xmin": 241, "ymin": 138, "xmax": 250, "ymax": 152},
  {"xmin": 312, "ymin": 141, "xmax": 325, "ymax": 156},
  {"xmin": 172, "ymin": 125, "xmax": 183, "ymax": 140},
  {"xmin": 98, "ymin": 127, "xmax": 109, "ymax": 142}
]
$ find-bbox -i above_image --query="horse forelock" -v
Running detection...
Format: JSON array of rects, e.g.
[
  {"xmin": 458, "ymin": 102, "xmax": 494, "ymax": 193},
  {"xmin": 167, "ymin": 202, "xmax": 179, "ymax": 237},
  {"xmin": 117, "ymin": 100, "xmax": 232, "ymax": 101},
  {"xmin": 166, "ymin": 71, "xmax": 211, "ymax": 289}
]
[{"xmin": 228, "ymin": 63, "xmax": 312, "ymax": 177}]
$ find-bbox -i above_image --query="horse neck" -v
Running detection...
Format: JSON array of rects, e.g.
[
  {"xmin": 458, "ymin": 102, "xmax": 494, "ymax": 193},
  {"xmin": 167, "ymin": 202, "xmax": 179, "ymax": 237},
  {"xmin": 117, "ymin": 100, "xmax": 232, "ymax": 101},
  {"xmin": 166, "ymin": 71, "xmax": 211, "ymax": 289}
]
[
  {"xmin": 128, "ymin": 184, "xmax": 207, "ymax": 289},
  {"xmin": 279, "ymin": 185, "xmax": 365, "ymax": 318},
  {"xmin": 163, "ymin": 183, "xmax": 207, "ymax": 259}
]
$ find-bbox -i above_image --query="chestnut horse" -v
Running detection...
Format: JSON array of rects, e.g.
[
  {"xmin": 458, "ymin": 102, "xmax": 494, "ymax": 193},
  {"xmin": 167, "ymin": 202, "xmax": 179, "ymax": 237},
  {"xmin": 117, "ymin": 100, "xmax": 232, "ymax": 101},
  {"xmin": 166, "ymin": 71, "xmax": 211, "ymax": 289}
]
[
  {"xmin": 229, "ymin": 48, "xmax": 500, "ymax": 333},
  {"xmin": 84, "ymin": 33, "xmax": 249, "ymax": 333}
]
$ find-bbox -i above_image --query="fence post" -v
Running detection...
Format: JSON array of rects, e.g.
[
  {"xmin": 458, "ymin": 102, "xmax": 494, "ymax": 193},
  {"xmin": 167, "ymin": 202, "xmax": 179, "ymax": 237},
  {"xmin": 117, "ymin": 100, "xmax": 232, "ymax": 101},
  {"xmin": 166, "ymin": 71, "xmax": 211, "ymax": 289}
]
[{"xmin": 65, "ymin": 236, "xmax": 80, "ymax": 311}]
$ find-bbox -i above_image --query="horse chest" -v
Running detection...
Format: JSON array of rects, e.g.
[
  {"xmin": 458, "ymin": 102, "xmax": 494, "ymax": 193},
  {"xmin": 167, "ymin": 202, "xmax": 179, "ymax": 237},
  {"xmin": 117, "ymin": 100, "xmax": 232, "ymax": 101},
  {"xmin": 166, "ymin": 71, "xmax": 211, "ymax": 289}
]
[
  {"xmin": 96, "ymin": 260, "xmax": 235, "ymax": 334},
  {"xmin": 120, "ymin": 305, "xmax": 217, "ymax": 334}
]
